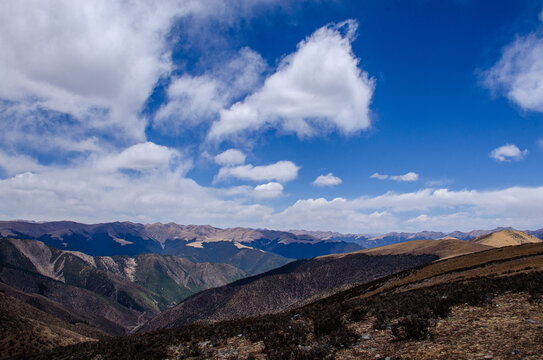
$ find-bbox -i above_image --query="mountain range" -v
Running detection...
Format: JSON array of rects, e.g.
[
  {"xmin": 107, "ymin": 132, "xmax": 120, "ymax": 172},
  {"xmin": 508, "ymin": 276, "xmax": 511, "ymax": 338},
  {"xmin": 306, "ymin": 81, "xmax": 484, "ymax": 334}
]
[
  {"xmin": 0, "ymin": 221, "xmax": 362, "ymax": 274},
  {"xmin": 292, "ymin": 226, "xmax": 543, "ymax": 248}
]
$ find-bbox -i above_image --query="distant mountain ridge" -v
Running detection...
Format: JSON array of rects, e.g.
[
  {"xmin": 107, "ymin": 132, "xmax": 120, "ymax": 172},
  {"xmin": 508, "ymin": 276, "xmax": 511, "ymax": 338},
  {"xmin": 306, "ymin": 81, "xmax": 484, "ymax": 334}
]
[
  {"xmin": 470, "ymin": 230, "xmax": 541, "ymax": 247},
  {"xmin": 0, "ymin": 221, "xmax": 361, "ymax": 273},
  {"xmin": 292, "ymin": 226, "xmax": 543, "ymax": 248}
]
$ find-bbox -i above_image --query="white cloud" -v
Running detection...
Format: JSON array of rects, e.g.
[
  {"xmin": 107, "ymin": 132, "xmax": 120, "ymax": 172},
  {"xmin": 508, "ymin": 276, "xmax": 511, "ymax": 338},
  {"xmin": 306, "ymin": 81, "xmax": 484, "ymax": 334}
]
[
  {"xmin": 208, "ymin": 19, "xmax": 375, "ymax": 140},
  {"xmin": 214, "ymin": 149, "xmax": 247, "ymax": 166},
  {"xmin": 95, "ymin": 142, "xmax": 183, "ymax": 173},
  {"xmin": 489, "ymin": 144, "xmax": 528, "ymax": 162},
  {"xmin": 313, "ymin": 173, "xmax": 342, "ymax": 187},
  {"xmin": 268, "ymin": 186, "xmax": 543, "ymax": 233},
  {"xmin": 0, "ymin": 152, "xmax": 272, "ymax": 228},
  {"xmin": 215, "ymin": 160, "xmax": 300, "ymax": 183},
  {"xmin": 370, "ymin": 172, "xmax": 389, "ymax": 180},
  {"xmin": 155, "ymin": 75, "xmax": 224, "ymax": 127},
  {"xmin": 370, "ymin": 171, "xmax": 419, "ymax": 182},
  {"xmin": 0, "ymin": 151, "xmax": 46, "ymax": 176},
  {"xmin": 484, "ymin": 23, "xmax": 543, "ymax": 113},
  {"xmin": 0, "ymin": 1, "xmax": 281, "ymax": 160},
  {"xmin": 2, "ymin": 154, "xmax": 543, "ymax": 232},
  {"xmin": 154, "ymin": 48, "xmax": 267, "ymax": 131},
  {"xmin": 390, "ymin": 172, "xmax": 419, "ymax": 182},
  {"xmin": 0, "ymin": 0, "xmax": 188, "ymax": 143},
  {"xmin": 253, "ymin": 182, "xmax": 284, "ymax": 198}
]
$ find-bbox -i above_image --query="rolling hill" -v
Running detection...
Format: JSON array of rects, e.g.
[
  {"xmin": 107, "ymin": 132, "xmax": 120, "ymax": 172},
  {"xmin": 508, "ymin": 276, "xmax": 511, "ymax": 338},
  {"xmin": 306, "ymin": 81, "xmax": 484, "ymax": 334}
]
[
  {"xmin": 360, "ymin": 237, "xmax": 493, "ymax": 259},
  {"xmin": 470, "ymin": 230, "xmax": 541, "ymax": 247}
]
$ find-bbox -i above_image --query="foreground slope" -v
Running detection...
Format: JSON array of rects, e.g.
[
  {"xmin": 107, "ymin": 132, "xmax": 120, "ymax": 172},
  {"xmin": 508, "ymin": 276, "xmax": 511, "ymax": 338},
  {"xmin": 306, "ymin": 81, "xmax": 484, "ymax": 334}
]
[
  {"xmin": 0, "ymin": 282, "xmax": 104, "ymax": 360},
  {"xmin": 470, "ymin": 229, "xmax": 541, "ymax": 247},
  {"xmin": 29, "ymin": 243, "xmax": 543, "ymax": 360},
  {"xmin": 140, "ymin": 252, "xmax": 437, "ymax": 331}
]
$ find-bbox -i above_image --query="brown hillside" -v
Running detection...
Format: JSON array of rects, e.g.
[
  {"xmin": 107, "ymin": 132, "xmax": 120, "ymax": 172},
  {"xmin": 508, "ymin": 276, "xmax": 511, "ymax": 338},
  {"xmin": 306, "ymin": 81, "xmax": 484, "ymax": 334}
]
[
  {"xmin": 28, "ymin": 243, "xmax": 543, "ymax": 360},
  {"xmin": 139, "ymin": 252, "xmax": 437, "ymax": 332},
  {"xmin": 360, "ymin": 238, "xmax": 492, "ymax": 259},
  {"xmin": 0, "ymin": 283, "xmax": 102, "ymax": 360},
  {"xmin": 471, "ymin": 230, "xmax": 541, "ymax": 247}
]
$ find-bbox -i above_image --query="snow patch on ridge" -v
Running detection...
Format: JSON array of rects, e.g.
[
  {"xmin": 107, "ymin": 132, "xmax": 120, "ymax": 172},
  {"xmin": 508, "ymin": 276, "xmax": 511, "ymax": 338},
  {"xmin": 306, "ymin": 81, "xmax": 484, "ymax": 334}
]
[
  {"xmin": 187, "ymin": 241, "xmax": 204, "ymax": 248},
  {"xmin": 113, "ymin": 237, "xmax": 134, "ymax": 246}
]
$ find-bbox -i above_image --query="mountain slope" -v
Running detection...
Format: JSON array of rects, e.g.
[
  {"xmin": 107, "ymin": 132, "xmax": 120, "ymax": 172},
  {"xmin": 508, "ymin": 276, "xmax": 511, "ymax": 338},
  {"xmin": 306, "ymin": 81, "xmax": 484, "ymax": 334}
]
[
  {"xmin": 360, "ymin": 238, "xmax": 492, "ymax": 259},
  {"xmin": 28, "ymin": 244, "xmax": 543, "ymax": 360},
  {"xmin": 140, "ymin": 252, "xmax": 437, "ymax": 332},
  {"xmin": 0, "ymin": 238, "xmax": 246, "ymax": 333},
  {"xmin": 470, "ymin": 230, "xmax": 541, "ymax": 247},
  {"xmin": 0, "ymin": 283, "xmax": 101, "ymax": 360}
]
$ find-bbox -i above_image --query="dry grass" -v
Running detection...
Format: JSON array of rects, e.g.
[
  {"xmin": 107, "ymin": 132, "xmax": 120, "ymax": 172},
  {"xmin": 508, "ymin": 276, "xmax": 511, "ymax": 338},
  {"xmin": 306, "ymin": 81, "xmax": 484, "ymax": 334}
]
[
  {"xmin": 471, "ymin": 230, "xmax": 541, "ymax": 248},
  {"xmin": 0, "ymin": 291, "xmax": 99, "ymax": 360},
  {"xmin": 337, "ymin": 292, "xmax": 543, "ymax": 359},
  {"xmin": 360, "ymin": 238, "xmax": 492, "ymax": 259}
]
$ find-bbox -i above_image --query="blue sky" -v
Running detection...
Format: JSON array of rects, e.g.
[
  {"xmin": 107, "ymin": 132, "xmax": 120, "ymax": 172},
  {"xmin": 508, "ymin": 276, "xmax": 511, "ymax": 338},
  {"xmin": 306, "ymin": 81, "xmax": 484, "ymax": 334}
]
[{"xmin": 1, "ymin": 0, "xmax": 543, "ymax": 233}]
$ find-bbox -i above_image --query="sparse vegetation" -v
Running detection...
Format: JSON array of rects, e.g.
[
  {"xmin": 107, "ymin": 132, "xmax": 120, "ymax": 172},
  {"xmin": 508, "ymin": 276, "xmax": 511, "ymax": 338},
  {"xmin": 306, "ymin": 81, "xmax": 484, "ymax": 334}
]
[{"xmin": 15, "ymin": 243, "xmax": 543, "ymax": 360}]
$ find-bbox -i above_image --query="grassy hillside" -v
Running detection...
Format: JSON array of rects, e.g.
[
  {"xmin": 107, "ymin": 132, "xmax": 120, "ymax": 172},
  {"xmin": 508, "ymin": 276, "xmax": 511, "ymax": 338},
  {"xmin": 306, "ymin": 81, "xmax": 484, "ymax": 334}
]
[
  {"xmin": 360, "ymin": 238, "xmax": 492, "ymax": 258},
  {"xmin": 470, "ymin": 230, "xmax": 541, "ymax": 247}
]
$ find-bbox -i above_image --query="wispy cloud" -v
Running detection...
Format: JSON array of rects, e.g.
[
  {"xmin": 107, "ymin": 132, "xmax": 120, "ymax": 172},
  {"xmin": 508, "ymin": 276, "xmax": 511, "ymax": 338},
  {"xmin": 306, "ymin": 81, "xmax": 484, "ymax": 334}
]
[
  {"xmin": 483, "ymin": 11, "xmax": 543, "ymax": 114},
  {"xmin": 214, "ymin": 149, "xmax": 247, "ymax": 166},
  {"xmin": 370, "ymin": 171, "xmax": 419, "ymax": 182}
]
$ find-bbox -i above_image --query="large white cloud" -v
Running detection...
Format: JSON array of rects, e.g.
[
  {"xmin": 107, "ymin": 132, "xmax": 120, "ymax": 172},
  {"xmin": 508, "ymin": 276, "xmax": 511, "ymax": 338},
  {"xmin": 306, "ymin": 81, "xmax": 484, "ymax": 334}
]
[
  {"xmin": 215, "ymin": 160, "xmax": 300, "ymax": 183},
  {"xmin": 489, "ymin": 144, "xmax": 528, "ymax": 162},
  {"xmin": 0, "ymin": 0, "xmax": 186, "ymax": 145},
  {"xmin": 208, "ymin": 20, "xmax": 375, "ymax": 140},
  {"xmin": 0, "ymin": 0, "xmax": 284, "ymax": 158},
  {"xmin": 484, "ymin": 17, "xmax": 543, "ymax": 113}
]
